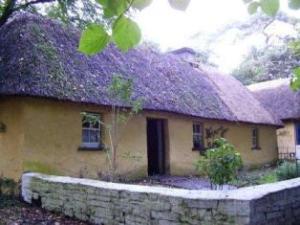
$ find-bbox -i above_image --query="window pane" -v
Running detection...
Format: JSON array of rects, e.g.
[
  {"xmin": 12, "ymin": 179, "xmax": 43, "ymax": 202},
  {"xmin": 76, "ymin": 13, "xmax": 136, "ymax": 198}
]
[
  {"xmin": 252, "ymin": 128, "xmax": 259, "ymax": 148},
  {"xmin": 90, "ymin": 130, "xmax": 100, "ymax": 143},
  {"xmin": 82, "ymin": 129, "xmax": 89, "ymax": 143},
  {"xmin": 194, "ymin": 124, "xmax": 200, "ymax": 133},
  {"xmin": 193, "ymin": 123, "xmax": 204, "ymax": 150},
  {"xmin": 81, "ymin": 112, "xmax": 102, "ymax": 146}
]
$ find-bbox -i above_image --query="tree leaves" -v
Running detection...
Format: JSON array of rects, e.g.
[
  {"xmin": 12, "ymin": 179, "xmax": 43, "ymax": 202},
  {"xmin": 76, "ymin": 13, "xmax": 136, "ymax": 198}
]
[
  {"xmin": 260, "ymin": 0, "xmax": 279, "ymax": 17},
  {"xmin": 79, "ymin": 15, "xmax": 142, "ymax": 55},
  {"xmin": 78, "ymin": 24, "xmax": 110, "ymax": 55},
  {"xmin": 112, "ymin": 16, "xmax": 141, "ymax": 52},
  {"xmin": 291, "ymin": 67, "xmax": 300, "ymax": 91},
  {"xmin": 168, "ymin": 0, "xmax": 191, "ymax": 11},
  {"xmin": 132, "ymin": 0, "xmax": 153, "ymax": 10},
  {"xmin": 244, "ymin": 0, "xmax": 279, "ymax": 17},
  {"xmin": 248, "ymin": 2, "xmax": 259, "ymax": 14},
  {"xmin": 289, "ymin": 0, "xmax": 300, "ymax": 9}
]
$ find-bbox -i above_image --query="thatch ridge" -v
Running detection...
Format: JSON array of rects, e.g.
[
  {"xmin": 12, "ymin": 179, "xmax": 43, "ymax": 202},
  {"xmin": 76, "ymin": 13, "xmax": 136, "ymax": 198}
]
[{"xmin": 0, "ymin": 13, "xmax": 280, "ymax": 126}]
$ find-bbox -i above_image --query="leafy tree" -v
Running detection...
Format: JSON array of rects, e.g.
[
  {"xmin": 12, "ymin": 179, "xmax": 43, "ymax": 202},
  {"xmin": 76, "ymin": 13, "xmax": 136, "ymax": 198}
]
[
  {"xmin": 195, "ymin": 138, "xmax": 242, "ymax": 189},
  {"xmin": 232, "ymin": 45, "xmax": 300, "ymax": 85},
  {"xmin": 242, "ymin": 0, "xmax": 300, "ymax": 89},
  {"xmin": 44, "ymin": 0, "xmax": 105, "ymax": 29},
  {"xmin": 0, "ymin": 0, "xmax": 191, "ymax": 54}
]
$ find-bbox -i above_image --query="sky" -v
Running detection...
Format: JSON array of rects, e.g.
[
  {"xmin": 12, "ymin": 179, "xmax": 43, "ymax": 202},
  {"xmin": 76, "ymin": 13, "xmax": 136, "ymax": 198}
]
[{"xmin": 134, "ymin": 0, "xmax": 298, "ymax": 73}]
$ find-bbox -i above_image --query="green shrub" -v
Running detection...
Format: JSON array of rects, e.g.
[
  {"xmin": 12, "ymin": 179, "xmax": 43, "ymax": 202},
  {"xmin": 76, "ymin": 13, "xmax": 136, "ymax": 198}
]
[
  {"xmin": 0, "ymin": 177, "xmax": 17, "ymax": 197},
  {"xmin": 258, "ymin": 171, "xmax": 277, "ymax": 184},
  {"xmin": 195, "ymin": 138, "xmax": 243, "ymax": 187},
  {"xmin": 276, "ymin": 161, "xmax": 299, "ymax": 181}
]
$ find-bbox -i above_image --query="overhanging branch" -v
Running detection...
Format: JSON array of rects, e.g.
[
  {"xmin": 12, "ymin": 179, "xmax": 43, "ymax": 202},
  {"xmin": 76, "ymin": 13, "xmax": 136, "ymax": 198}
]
[{"xmin": 14, "ymin": 0, "xmax": 56, "ymax": 11}]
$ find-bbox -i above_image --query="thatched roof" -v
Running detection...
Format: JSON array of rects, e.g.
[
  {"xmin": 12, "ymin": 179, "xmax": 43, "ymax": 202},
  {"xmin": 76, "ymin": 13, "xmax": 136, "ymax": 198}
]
[
  {"xmin": 248, "ymin": 78, "xmax": 300, "ymax": 121},
  {"xmin": 0, "ymin": 13, "xmax": 280, "ymax": 126}
]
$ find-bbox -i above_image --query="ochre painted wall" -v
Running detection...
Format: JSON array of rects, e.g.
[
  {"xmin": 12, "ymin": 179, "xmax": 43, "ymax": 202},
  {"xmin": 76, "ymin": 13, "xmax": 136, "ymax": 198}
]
[
  {"xmin": 0, "ymin": 98, "xmax": 24, "ymax": 180},
  {"xmin": 0, "ymin": 97, "xmax": 278, "ymax": 180},
  {"xmin": 277, "ymin": 122, "xmax": 296, "ymax": 154},
  {"xmin": 146, "ymin": 112, "xmax": 278, "ymax": 175},
  {"xmin": 22, "ymin": 98, "xmax": 147, "ymax": 180}
]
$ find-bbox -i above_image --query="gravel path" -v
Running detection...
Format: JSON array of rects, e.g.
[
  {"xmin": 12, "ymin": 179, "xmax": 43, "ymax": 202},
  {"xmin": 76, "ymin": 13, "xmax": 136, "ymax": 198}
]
[{"xmin": 133, "ymin": 175, "xmax": 237, "ymax": 190}]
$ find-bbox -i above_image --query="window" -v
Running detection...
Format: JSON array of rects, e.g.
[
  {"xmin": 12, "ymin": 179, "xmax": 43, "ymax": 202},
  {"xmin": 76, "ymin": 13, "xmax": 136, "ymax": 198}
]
[
  {"xmin": 193, "ymin": 123, "xmax": 204, "ymax": 151},
  {"xmin": 251, "ymin": 127, "xmax": 260, "ymax": 150},
  {"xmin": 81, "ymin": 113, "xmax": 102, "ymax": 149}
]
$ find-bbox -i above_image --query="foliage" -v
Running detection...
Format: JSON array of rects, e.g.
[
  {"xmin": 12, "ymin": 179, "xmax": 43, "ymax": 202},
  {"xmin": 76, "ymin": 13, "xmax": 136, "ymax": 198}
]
[
  {"xmin": 244, "ymin": 0, "xmax": 280, "ymax": 17},
  {"xmin": 258, "ymin": 171, "xmax": 277, "ymax": 184},
  {"xmin": 243, "ymin": 0, "xmax": 300, "ymax": 90},
  {"xmin": 45, "ymin": 0, "xmax": 104, "ymax": 29},
  {"xmin": 230, "ymin": 167, "xmax": 277, "ymax": 187},
  {"xmin": 0, "ymin": 177, "xmax": 17, "ymax": 197},
  {"xmin": 78, "ymin": 23, "xmax": 110, "ymax": 55},
  {"xmin": 108, "ymin": 74, "xmax": 143, "ymax": 112},
  {"xmin": 78, "ymin": 0, "xmax": 190, "ymax": 55},
  {"xmin": 0, "ymin": 0, "xmax": 190, "ymax": 55},
  {"xmin": 276, "ymin": 161, "xmax": 300, "ymax": 181},
  {"xmin": 195, "ymin": 138, "xmax": 242, "ymax": 187},
  {"xmin": 232, "ymin": 45, "xmax": 299, "ymax": 85},
  {"xmin": 112, "ymin": 16, "xmax": 141, "ymax": 52}
]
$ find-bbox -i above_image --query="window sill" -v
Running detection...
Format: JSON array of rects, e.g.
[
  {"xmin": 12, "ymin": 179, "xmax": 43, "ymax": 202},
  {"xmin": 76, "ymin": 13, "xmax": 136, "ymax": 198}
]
[
  {"xmin": 78, "ymin": 145, "xmax": 104, "ymax": 151},
  {"xmin": 252, "ymin": 146, "xmax": 261, "ymax": 151}
]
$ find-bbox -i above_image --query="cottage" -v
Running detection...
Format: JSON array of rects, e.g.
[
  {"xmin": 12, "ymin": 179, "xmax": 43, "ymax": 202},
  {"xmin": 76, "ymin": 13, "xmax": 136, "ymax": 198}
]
[
  {"xmin": 249, "ymin": 78, "xmax": 300, "ymax": 159},
  {"xmin": 0, "ymin": 14, "xmax": 280, "ymax": 180}
]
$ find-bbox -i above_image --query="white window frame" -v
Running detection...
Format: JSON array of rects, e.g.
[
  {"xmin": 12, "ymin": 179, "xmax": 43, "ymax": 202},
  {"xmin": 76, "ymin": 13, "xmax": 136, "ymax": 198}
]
[{"xmin": 81, "ymin": 112, "xmax": 101, "ymax": 148}]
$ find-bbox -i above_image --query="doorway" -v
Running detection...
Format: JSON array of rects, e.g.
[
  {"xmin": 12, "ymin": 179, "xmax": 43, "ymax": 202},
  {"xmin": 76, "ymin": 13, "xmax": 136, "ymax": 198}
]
[{"xmin": 147, "ymin": 118, "xmax": 168, "ymax": 176}]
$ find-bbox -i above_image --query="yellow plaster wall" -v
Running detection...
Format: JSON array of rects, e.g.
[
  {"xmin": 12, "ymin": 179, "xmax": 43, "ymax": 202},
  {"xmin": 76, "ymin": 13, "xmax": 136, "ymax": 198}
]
[
  {"xmin": 277, "ymin": 122, "xmax": 296, "ymax": 154},
  {"xmin": 0, "ymin": 97, "xmax": 279, "ymax": 180},
  {"xmin": 0, "ymin": 98, "xmax": 24, "ymax": 180},
  {"xmin": 153, "ymin": 114, "xmax": 278, "ymax": 175},
  {"xmin": 22, "ymin": 98, "xmax": 147, "ymax": 180}
]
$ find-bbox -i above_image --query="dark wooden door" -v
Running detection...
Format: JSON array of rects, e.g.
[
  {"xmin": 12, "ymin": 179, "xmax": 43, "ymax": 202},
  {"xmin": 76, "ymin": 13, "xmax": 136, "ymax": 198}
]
[{"xmin": 147, "ymin": 119, "xmax": 166, "ymax": 176}]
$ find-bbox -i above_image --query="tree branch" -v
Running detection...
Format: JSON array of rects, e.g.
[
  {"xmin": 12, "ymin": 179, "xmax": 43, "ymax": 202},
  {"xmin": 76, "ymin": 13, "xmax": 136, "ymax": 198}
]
[
  {"xmin": 0, "ymin": 0, "xmax": 56, "ymax": 27},
  {"xmin": 0, "ymin": 0, "xmax": 16, "ymax": 27},
  {"xmin": 13, "ymin": 0, "xmax": 56, "ymax": 11}
]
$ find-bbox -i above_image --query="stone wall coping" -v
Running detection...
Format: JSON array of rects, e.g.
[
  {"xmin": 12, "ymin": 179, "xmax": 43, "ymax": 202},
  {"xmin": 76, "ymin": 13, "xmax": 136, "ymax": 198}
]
[{"xmin": 23, "ymin": 173, "xmax": 300, "ymax": 201}]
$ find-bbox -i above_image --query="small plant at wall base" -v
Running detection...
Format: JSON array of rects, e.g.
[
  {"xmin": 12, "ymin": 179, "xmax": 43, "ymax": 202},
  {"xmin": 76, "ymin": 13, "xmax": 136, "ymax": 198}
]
[
  {"xmin": 0, "ymin": 177, "xmax": 17, "ymax": 197},
  {"xmin": 195, "ymin": 138, "xmax": 243, "ymax": 189}
]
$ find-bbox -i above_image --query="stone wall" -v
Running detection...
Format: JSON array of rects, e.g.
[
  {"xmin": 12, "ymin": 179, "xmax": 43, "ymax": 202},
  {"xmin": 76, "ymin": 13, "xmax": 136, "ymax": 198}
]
[{"xmin": 22, "ymin": 173, "xmax": 300, "ymax": 225}]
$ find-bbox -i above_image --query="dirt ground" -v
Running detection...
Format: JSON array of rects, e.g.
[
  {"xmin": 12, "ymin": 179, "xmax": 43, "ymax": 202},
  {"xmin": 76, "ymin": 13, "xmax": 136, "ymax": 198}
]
[
  {"xmin": 0, "ymin": 196, "xmax": 91, "ymax": 225},
  {"xmin": 131, "ymin": 175, "xmax": 237, "ymax": 190}
]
